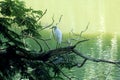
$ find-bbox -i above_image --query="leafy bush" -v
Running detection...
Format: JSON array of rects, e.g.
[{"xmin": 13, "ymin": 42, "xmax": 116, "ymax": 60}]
[{"xmin": 0, "ymin": 0, "xmax": 77, "ymax": 80}]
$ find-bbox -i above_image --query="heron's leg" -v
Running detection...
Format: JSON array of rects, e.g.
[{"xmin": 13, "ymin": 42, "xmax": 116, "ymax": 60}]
[
  {"xmin": 56, "ymin": 42, "xmax": 58, "ymax": 48},
  {"xmin": 56, "ymin": 42, "xmax": 61, "ymax": 48}
]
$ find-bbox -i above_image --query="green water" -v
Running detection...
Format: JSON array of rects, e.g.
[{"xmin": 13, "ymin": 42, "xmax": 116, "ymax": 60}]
[
  {"xmin": 23, "ymin": 31, "xmax": 120, "ymax": 80},
  {"xmin": 62, "ymin": 33, "xmax": 120, "ymax": 80}
]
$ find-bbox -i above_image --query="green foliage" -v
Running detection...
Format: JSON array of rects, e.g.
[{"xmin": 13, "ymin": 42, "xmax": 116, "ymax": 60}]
[
  {"xmin": 0, "ymin": 0, "xmax": 77, "ymax": 80},
  {"xmin": 0, "ymin": 0, "xmax": 42, "ymax": 47}
]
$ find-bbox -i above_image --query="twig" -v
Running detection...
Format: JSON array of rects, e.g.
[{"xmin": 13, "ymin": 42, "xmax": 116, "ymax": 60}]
[
  {"xmin": 39, "ymin": 38, "xmax": 51, "ymax": 50},
  {"xmin": 56, "ymin": 15, "xmax": 63, "ymax": 26},
  {"xmin": 79, "ymin": 22, "xmax": 90, "ymax": 38},
  {"xmin": 71, "ymin": 59, "xmax": 87, "ymax": 68},
  {"xmin": 36, "ymin": 9, "xmax": 47, "ymax": 22},
  {"xmin": 53, "ymin": 63, "xmax": 72, "ymax": 80},
  {"xmin": 70, "ymin": 22, "xmax": 90, "ymax": 40},
  {"xmin": 72, "ymin": 49, "xmax": 120, "ymax": 65},
  {"xmin": 74, "ymin": 39, "xmax": 89, "ymax": 47},
  {"xmin": 40, "ymin": 16, "xmax": 54, "ymax": 31},
  {"xmin": 30, "ymin": 37, "xmax": 43, "ymax": 52},
  {"xmin": 22, "ymin": 35, "xmax": 43, "ymax": 52},
  {"xmin": 77, "ymin": 59, "xmax": 87, "ymax": 68}
]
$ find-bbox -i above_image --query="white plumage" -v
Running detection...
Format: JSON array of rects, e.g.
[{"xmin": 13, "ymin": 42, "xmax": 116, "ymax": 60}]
[{"xmin": 53, "ymin": 26, "xmax": 62, "ymax": 44}]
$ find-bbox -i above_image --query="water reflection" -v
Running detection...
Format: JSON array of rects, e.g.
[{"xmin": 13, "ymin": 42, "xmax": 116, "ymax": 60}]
[
  {"xmin": 83, "ymin": 33, "xmax": 118, "ymax": 80},
  {"xmin": 110, "ymin": 33, "xmax": 118, "ymax": 60}
]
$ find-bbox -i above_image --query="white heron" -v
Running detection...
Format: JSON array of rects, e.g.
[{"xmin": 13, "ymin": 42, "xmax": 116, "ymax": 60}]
[{"xmin": 52, "ymin": 26, "xmax": 62, "ymax": 48}]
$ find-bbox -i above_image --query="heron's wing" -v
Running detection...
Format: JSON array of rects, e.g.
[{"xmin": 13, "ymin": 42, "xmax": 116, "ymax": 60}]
[{"xmin": 54, "ymin": 28, "xmax": 62, "ymax": 43}]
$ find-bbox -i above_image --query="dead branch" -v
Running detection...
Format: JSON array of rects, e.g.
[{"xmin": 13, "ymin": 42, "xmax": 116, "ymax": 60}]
[
  {"xmin": 52, "ymin": 63, "xmax": 72, "ymax": 80},
  {"xmin": 39, "ymin": 38, "xmax": 51, "ymax": 50},
  {"xmin": 79, "ymin": 22, "xmax": 90, "ymax": 38},
  {"xmin": 72, "ymin": 49, "xmax": 120, "ymax": 65},
  {"xmin": 71, "ymin": 59, "xmax": 87, "ymax": 68},
  {"xmin": 40, "ymin": 16, "xmax": 55, "ymax": 31},
  {"xmin": 21, "ymin": 35, "xmax": 43, "ymax": 52},
  {"xmin": 30, "ymin": 37, "xmax": 43, "ymax": 52},
  {"xmin": 70, "ymin": 22, "xmax": 90, "ymax": 40},
  {"xmin": 0, "ymin": 39, "xmax": 120, "ymax": 68},
  {"xmin": 77, "ymin": 59, "xmax": 87, "ymax": 68},
  {"xmin": 74, "ymin": 39, "xmax": 89, "ymax": 47},
  {"xmin": 56, "ymin": 15, "xmax": 63, "ymax": 26}
]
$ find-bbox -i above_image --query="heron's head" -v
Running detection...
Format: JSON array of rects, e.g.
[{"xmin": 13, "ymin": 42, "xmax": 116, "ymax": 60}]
[{"xmin": 50, "ymin": 26, "xmax": 57, "ymax": 29}]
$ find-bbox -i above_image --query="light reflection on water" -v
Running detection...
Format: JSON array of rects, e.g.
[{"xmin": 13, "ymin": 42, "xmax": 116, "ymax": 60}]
[
  {"xmin": 83, "ymin": 33, "xmax": 118, "ymax": 80},
  {"xmin": 110, "ymin": 33, "xmax": 118, "ymax": 60},
  {"xmin": 96, "ymin": 33, "xmax": 104, "ymax": 58},
  {"xmin": 106, "ymin": 33, "xmax": 118, "ymax": 80}
]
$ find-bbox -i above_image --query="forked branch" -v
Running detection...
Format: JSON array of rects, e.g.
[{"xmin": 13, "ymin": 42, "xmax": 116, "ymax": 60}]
[
  {"xmin": 72, "ymin": 49, "xmax": 120, "ymax": 66},
  {"xmin": 40, "ymin": 15, "xmax": 55, "ymax": 31}
]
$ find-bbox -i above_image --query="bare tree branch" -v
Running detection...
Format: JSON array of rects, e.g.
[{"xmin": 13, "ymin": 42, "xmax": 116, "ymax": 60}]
[
  {"xmin": 0, "ymin": 38, "xmax": 120, "ymax": 69},
  {"xmin": 39, "ymin": 38, "xmax": 51, "ymax": 50},
  {"xmin": 52, "ymin": 63, "xmax": 72, "ymax": 80},
  {"xmin": 72, "ymin": 49, "xmax": 120, "ymax": 65},
  {"xmin": 56, "ymin": 15, "xmax": 63, "ymax": 26},
  {"xmin": 71, "ymin": 59, "xmax": 87, "ymax": 68},
  {"xmin": 36, "ymin": 9, "xmax": 47, "ymax": 22},
  {"xmin": 70, "ymin": 22, "xmax": 90, "ymax": 40},
  {"xmin": 40, "ymin": 16, "xmax": 55, "ymax": 31},
  {"xmin": 74, "ymin": 39, "xmax": 89, "ymax": 47},
  {"xmin": 78, "ymin": 59, "xmax": 87, "ymax": 68},
  {"xmin": 79, "ymin": 22, "xmax": 90, "ymax": 38},
  {"xmin": 30, "ymin": 37, "xmax": 43, "ymax": 52}
]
